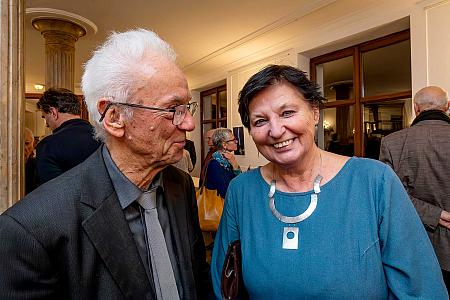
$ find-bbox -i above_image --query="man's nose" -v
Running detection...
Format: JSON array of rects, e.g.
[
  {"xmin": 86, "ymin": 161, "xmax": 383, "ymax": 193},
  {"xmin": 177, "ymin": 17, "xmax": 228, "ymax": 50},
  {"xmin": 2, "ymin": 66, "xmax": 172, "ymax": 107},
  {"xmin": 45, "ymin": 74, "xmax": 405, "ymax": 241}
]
[{"xmin": 178, "ymin": 111, "xmax": 195, "ymax": 131}]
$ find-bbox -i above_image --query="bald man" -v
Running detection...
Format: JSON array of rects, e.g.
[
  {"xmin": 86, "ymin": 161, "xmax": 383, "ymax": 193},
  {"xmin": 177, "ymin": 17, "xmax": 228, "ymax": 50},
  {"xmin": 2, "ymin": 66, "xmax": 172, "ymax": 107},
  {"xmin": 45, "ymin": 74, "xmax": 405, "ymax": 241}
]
[{"xmin": 380, "ymin": 86, "xmax": 450, "ymax": 291}]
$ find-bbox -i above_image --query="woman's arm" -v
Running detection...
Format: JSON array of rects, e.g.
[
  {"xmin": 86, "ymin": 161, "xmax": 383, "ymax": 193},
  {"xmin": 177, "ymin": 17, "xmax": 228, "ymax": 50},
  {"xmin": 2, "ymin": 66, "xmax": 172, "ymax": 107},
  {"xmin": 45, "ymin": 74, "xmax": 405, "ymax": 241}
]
[{"xmin": 210, "ymin": 182, "xmax": 240, "ymax": 299}]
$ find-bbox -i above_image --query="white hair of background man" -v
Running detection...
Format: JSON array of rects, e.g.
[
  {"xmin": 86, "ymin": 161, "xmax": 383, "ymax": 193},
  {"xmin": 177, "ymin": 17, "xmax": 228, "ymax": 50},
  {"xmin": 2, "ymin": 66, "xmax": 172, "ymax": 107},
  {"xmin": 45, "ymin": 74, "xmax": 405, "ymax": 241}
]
[
  {"xmin": 414, "ymin": 86, "xmax": 448, "ymax": 112},
  {"xmin": 81, "ymin": 28, "xmax": 177, "ymax": 142}
]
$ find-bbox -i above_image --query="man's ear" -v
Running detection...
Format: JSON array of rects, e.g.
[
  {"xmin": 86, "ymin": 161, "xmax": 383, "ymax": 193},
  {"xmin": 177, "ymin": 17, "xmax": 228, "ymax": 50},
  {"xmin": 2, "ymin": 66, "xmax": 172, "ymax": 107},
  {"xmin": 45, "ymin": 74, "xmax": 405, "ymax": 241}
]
[
  {"xmin": 98, "ymin": 99, "xmax": 125, "ymax": 138},
  {"xmin": 50, "ymin": 107, "xmax": 59, "ymax": 119},
  {"xmin": 414, "ymin": 102, "xmax": 420, "ymax": 116}
]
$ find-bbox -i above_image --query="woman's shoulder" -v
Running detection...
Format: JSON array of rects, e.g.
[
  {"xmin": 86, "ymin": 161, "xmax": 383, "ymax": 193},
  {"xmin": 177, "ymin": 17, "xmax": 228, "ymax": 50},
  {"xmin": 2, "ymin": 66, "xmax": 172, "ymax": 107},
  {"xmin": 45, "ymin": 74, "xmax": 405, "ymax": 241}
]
[
  {"xmin": 347, "ymin": 156, "xmax": 391, "ymax": 175},
  {"xmin": 322, "ymin": 152, "xmax": 392, "ymax": 185},
  {"xmin": 228, "ymin": 167, "xmax": 263, "ymax": 189}
]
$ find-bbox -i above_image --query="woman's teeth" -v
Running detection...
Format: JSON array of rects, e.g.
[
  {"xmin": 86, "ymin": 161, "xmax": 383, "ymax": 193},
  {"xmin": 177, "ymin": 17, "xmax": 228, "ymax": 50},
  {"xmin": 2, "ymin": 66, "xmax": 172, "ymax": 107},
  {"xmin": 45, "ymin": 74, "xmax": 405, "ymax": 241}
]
[{"xmin": 273, "ymin": 139, "xmax": 293, "ymax": 149}]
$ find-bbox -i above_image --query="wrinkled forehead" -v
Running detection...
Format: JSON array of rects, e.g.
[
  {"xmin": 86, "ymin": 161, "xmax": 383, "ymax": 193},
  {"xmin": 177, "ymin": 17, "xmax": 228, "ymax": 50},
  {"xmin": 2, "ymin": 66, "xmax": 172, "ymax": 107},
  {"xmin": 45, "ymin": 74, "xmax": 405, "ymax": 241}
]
[{"xmin": 131, "ymin": 60, "xmax": 190, "ymax": 105}]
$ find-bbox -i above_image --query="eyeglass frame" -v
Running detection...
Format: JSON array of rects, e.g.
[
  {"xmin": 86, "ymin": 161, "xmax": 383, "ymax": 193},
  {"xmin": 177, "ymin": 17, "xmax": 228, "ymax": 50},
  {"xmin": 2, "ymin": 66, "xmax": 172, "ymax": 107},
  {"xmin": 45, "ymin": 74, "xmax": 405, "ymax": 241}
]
[
  {"xmin": 99, "ymin": 101, "xmax": 198, "ymax": 126},
  {"xmin": 224, "ymin": 138, "xmax": 238, "ymax": 144}
]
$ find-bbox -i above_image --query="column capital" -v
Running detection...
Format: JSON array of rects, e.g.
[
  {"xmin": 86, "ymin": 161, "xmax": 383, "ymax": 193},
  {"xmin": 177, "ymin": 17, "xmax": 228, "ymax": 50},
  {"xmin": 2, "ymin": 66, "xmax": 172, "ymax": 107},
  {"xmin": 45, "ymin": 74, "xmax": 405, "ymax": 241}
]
[{"xmin": 32, "ymin": 18, "xmax": 86, "ymax": 45}]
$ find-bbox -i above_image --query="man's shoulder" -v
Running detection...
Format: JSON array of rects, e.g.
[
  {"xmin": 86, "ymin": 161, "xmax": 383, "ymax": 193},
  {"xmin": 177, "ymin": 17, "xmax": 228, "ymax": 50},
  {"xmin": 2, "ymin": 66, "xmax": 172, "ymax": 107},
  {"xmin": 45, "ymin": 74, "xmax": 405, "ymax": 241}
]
[
  {"xmin": 3, "ymin": 168, "xmax": 82, "ymax": 229},
  {"xmin": 4, "ymin": 148, "xmax": 105, "ymax": 223},
  {"xmin": 56, "ymin": 119, "xmax": 95, "ymax": 135},
  {"xmin": 382, "ymin": 128, "xmax": 408, "ymax": 144},
  {"xmin": 163, "ymin": 165, "xmax": 192, "ymax": 185}
]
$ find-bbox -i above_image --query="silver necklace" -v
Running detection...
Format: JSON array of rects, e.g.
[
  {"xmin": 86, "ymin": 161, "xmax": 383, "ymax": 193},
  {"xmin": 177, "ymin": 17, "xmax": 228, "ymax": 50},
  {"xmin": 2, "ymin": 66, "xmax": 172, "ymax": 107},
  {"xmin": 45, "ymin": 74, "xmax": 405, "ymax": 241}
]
[{"xmin": 268, "ymin": 154, "xmax": 323, "ymax": 250}]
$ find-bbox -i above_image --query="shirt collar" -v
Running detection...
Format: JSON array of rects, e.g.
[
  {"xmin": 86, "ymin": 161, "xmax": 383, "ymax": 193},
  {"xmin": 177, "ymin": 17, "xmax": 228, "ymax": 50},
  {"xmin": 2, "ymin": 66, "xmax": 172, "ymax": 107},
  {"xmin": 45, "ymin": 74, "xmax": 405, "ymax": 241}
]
[{"xmin": 102, "ymin": 145, "xmax": 164, "ymax": 209}]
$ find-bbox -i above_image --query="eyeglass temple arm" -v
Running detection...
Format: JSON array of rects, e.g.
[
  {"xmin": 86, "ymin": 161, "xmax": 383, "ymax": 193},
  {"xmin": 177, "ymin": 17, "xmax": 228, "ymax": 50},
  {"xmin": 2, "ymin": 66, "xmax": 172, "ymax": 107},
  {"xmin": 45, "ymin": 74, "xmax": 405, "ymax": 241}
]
[{"xmin": 99, "ymin": 102, "xmax": 114, "ymax": 122}]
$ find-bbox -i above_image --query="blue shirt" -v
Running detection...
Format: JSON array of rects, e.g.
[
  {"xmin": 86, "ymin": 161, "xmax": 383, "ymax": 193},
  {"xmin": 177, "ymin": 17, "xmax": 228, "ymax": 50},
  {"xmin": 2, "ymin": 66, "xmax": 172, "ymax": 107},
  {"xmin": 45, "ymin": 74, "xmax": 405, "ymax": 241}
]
[
  {"xmin": 211, "ymin": 157, "xmax": 448, "ymax": 299},
  {"xmin": 205, "ymin": 153, "xmax": 240, "ymax": 199}
]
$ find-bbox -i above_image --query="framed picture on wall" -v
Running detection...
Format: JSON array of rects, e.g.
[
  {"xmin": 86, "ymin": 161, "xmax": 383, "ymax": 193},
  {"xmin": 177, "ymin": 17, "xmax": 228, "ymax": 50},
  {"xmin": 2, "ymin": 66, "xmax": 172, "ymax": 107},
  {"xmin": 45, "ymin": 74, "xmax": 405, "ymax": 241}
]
[{"xmin": 233, "ymin": 126, "xmax": 245, "ymax": 155}]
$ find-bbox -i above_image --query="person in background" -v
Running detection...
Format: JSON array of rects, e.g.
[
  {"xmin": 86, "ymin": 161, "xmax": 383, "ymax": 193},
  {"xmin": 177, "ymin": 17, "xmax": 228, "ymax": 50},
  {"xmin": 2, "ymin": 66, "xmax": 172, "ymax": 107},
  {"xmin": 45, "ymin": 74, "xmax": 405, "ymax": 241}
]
[
  {"xmin": 379, "ymin": 85, "xmax": 450, "ymax": 292},
  {"xmin": 0, "ymin": 29, "xmax": 211, "ymax": 299},
  {"xmin": 184, "ymin": 139, "xmax": 196, "ymax": 168},
  {"xmin": 35, "ymin": 88, "xmax": 101, "ymax": 184},
  {"xmin": 172, "ymin": 148, "xmax": 194, "ymax": 173},
  {"xmin": 199, "ymin": 128, "xmax": 216, "ymax": 186},
  {"xmin": 211, "ymin": 65, "xmax": 447, "ymax": 299},
  {"xmin": 205, "ymin": 128, "xmax": 241, "ymax": 199},
  {"xmin": 24, "ymin": 127, "xmax": 37, "ymax": 194}
]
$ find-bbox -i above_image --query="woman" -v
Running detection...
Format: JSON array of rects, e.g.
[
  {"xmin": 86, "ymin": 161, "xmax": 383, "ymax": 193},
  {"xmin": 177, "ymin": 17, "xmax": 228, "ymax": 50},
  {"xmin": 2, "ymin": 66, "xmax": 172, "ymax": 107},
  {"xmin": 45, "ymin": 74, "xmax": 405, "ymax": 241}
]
[
  {"xmin": 205, "ymin": 128, "xmax": 242, "ymax": 199},
  {"xmin": 211, "ymin": 65, "xmax": 448, "ymax": 299}
]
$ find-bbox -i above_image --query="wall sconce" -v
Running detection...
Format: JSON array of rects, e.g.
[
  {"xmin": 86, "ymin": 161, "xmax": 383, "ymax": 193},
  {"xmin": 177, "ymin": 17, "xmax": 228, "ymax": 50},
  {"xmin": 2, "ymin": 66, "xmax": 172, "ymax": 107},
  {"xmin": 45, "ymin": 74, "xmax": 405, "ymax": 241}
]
[
  {"xmin": 323, "ymin": 120, "xmax": 331, "ymax": 130},
  {"xmin": 34, "ymin": 84, "xmax": 45, "ymax": 91}
]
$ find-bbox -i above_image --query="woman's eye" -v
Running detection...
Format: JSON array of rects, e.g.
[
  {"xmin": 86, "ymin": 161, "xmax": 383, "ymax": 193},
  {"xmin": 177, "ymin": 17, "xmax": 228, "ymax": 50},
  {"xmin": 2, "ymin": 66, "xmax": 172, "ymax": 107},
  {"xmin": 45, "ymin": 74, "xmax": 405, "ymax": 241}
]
[
  {"xmin": 282, "ymin": 110, "xmax": 295, "ymax": 118},
  {"xmin": 253, "ymin": 119, "xmax": 267, "ymax": 127}
]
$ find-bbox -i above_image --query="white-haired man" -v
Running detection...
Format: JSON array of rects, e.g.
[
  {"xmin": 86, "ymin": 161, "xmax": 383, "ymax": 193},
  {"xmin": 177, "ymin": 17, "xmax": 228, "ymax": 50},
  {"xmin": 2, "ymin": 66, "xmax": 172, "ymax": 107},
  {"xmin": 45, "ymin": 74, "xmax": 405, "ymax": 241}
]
[
  {"xmin": 380, "ymin": 86, "xmax": 450, "ymax": 292},
  {"xmin": 0, "ymin": 29, "xmax": 211, "ymax": 299}
]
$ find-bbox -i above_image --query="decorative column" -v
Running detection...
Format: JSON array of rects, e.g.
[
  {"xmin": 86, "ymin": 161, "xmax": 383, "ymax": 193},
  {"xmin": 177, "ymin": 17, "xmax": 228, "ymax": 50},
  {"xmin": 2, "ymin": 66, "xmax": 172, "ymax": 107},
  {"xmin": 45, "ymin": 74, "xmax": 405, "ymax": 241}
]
[
  {"xmin": 0, "ymin": 0, "xmax": 25, "ymax": 212},
  {"xmin": 32, "ymin": 18, "xmax": 86, "ymax": 91}
]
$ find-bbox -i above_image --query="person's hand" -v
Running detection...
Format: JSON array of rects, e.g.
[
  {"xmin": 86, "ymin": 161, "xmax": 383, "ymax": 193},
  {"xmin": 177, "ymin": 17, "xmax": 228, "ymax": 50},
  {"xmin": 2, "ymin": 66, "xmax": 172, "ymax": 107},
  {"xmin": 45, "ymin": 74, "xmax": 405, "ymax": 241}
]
[
  {"xmin": 439, "ymin": 210, "xmax": 450, "ymax": 230},
  {"xmin": 222, "ymin": 151, "xmax": 240, "ymax": 170}
]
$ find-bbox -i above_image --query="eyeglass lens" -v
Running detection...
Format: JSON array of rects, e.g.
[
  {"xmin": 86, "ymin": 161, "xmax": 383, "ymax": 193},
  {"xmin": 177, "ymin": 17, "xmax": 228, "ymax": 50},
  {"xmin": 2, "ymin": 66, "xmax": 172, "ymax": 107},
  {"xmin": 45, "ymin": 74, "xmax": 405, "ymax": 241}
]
[{"xmin": 173, "ymin": 103, "xmax": 197, "ymax": 126}]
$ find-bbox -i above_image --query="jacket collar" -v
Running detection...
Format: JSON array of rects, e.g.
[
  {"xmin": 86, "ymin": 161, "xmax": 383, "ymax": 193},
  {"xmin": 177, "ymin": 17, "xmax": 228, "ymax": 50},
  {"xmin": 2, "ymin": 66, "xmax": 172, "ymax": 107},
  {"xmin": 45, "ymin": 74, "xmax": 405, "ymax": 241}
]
[{"xmin": 411, "ymin": 109, "xmax": 450, "ymax": 126}]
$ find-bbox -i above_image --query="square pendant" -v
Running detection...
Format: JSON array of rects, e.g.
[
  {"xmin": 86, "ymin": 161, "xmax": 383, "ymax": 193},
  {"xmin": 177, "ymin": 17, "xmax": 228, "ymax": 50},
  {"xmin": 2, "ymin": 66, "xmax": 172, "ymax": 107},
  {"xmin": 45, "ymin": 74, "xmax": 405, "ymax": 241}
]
[{"xmin": 282, "ymin": 227, "xmax": 299, "ymax": 249}]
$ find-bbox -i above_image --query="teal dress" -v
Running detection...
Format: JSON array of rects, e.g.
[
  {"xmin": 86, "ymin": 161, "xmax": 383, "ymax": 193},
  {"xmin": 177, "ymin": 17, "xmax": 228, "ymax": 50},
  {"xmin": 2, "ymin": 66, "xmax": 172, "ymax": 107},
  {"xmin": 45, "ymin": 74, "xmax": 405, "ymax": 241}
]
[{"xmin": 211, "ymin": 157, "xmax": 448, "ymax": 299}]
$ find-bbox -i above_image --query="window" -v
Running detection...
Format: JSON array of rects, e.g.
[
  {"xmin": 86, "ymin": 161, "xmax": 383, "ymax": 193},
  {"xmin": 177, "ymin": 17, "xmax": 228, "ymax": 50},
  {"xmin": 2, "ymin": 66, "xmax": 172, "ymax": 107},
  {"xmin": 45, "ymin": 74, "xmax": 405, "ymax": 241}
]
[
  {"xmin": 311, "ymin": 30, "xmax": 411, "ymax": 158},
  {"xmin": 200, "ymin": 85, "xmax": 227, "ymax": 164}
]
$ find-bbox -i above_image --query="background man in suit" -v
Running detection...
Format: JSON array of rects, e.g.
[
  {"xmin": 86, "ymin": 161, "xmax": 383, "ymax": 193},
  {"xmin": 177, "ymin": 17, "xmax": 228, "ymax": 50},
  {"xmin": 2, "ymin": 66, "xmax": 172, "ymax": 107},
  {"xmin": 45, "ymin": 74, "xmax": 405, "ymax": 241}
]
[
  {"xmin": 184, "ymin": 139, "xmax": 197, "ymax": 167},
  {"xmin": 35, "ymin": 88, "xmax": 101, "ymax": 184},
  {"xmin": 0, "ymin": 29, "xmax": 211, "ymax": 299},
  {"xmin": 379, "ymin": 85, "xmax": 450, "ymax": 292},
  {"xmin": 199, "ymin": 129, "xmax": 216, "ymax": 187}
]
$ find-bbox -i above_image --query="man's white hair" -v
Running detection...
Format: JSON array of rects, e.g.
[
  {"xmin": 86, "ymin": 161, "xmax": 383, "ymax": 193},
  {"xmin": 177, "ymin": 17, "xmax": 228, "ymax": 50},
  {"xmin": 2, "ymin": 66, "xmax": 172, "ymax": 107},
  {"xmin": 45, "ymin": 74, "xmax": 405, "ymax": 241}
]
[
  {"xmin": 81, "ymin": 29, "xmax": 177, "ymax": 142},
  {"xmin": 414, "ymin": 86, "xmax": 448, "ymax": 112}
]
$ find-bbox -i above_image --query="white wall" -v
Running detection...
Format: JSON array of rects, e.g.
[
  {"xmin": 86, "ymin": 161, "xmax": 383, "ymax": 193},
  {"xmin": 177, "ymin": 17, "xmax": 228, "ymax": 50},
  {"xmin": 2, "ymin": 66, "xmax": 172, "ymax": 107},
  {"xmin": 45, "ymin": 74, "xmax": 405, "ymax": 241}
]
[{"xmin": 411, "ymin": 0, "xmax": 450, "ymax": 95}]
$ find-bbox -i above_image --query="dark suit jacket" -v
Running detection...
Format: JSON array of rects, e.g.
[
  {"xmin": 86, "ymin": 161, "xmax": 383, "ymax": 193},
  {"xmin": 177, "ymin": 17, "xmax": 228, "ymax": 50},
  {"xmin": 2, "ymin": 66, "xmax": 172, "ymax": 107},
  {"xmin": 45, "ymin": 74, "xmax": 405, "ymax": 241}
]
[
  {"xmin": 36, "ymin": 118, "xmax": 101, "ymax": 184},
  {"xmin": 0, "ymin": 148, "xmax": 211, "ymax": 299},
  {"xmin": 379, "ymin": 119, "xmax": 450, "ymax": 271},
  {"xmin": 184, "ymin": 139, "xmax": 197, "ymax": 167}
]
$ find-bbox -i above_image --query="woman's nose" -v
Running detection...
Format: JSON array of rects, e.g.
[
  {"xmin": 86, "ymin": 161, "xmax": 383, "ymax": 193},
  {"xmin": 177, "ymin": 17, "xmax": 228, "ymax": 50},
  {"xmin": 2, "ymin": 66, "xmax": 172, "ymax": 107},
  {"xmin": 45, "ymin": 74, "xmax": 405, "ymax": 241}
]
[{"xmin": 268, "ymin": 118, "xmax": 285, "ymax": 138}]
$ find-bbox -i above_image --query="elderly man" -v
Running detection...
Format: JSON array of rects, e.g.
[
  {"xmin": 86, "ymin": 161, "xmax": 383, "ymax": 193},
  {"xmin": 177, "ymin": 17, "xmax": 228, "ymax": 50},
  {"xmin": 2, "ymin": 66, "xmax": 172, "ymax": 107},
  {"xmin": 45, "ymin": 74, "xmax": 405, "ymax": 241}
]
[
  {"xmin": 380, "ymin": 86, "xmax": 450, "ymax": 292},
  {"xmin": 0, "ymin": 29, "xmax": 211, "ymax": 299}
]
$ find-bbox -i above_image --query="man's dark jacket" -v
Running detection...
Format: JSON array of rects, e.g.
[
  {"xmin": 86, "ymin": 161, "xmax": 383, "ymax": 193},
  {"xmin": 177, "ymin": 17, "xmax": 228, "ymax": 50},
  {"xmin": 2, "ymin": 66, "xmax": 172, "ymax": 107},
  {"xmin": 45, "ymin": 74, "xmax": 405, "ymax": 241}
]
[
  {"xmin": 184, "ymin": 139, "xmax": 197, "ymax": 167},
  {"xmin": 0, "ymin": 148, "xmax": 211, "ymax": 299},
  {"xmin": 379, "ymin": 110, "xmax": 450, "ymax": 271},
  {"xmin": 36, "ymin": 118, "xmax": 101, "ymax": 184}
]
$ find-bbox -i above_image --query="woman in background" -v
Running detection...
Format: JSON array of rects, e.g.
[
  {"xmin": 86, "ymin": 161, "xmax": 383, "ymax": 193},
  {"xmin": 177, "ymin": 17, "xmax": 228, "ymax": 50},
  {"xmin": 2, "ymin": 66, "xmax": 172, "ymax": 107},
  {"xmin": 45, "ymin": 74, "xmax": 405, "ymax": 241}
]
[
  {"xmin": 205, "ymin": 128, "xmax": 241, "ymax": 199},
  {"xmin": 211, "ymin": 65, "xmax": 448, "ymax": 299}
]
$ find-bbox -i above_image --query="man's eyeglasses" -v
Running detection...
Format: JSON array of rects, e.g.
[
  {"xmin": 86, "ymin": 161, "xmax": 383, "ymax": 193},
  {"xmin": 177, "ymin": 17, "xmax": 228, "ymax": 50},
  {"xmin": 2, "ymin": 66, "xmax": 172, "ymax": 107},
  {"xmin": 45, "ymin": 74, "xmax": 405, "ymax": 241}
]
[
  {"xmin": 224, "ymin": 138, "xmax": 238, "ymax": 144},
  {"xmin": 99, "ymin": 101, "xmax": 198, "ymax": 126}
]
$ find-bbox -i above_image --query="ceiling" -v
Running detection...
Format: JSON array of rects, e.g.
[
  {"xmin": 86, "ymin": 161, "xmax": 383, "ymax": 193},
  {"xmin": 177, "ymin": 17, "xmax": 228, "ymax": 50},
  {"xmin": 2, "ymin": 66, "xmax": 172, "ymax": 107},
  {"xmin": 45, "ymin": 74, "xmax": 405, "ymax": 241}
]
[{"xmin": 25, "ymin": 0, "xmax": 333, "ymax": 94}]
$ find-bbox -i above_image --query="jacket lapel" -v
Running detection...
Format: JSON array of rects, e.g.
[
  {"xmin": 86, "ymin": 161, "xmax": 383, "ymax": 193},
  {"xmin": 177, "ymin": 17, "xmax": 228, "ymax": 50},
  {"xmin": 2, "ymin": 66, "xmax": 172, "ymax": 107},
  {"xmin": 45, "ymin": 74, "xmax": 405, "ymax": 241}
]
[{"xmin": 80, "ymin": 148, "xmax": 153, "ymax": 300}]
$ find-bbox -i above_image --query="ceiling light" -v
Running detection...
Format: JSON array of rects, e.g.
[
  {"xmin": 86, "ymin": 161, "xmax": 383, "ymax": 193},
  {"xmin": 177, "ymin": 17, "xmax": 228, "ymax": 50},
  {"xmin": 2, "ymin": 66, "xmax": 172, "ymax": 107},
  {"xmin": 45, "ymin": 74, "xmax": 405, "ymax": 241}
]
[{"xmin": 34, "ymin": 84, "xmax": 45, "ymax": 90}]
